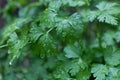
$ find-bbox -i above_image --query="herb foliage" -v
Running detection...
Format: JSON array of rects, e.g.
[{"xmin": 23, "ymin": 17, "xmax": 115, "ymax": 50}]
[{"xmin": 0, "ymin": 0, "xmax": 120, "ymax": 80}]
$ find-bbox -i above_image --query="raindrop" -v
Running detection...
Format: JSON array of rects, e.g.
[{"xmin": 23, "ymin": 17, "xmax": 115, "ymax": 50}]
[{"xmin": 9, "ymin": 62, "xmax": 12, "ymax": 65}]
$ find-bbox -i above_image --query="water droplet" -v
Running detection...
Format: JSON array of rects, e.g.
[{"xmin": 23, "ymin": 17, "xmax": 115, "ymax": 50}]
[
  {"xmin": 8, "ymin": 52, "xmax": 10, "ymax": 54},
  {"xmin": 9, "ymin": 62, "xmax": 12, "ymax": 65}
]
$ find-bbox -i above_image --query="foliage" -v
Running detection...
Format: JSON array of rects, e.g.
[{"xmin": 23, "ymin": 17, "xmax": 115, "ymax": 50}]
[{"xmin": 0, "ymin": 0, "xmax": 120, "ymax": 80}]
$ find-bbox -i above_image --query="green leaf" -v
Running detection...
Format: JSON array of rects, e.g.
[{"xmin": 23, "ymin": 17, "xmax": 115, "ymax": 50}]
[
  {"xmin": 40, "ymin": 8, "xmax": 57, "ymax": 28},
  {"xmin": 97, "ymin": 13, "xmax": 117, "ymax": 25},
  {"xmin": 32, "ymin": 33, "xmax": 57, "ymax": 57},
  {"xmin": 49, "ymin": 0, "xmax": 62, "ymax": 10},
  {"xmin": 64, "ymin": 45, "xmax": 79, "ymax": 58},
  {"xmin": 76, "ymin": 69, "xmax": 91, "ymax": 80},
  {"xmin": 56, "ymin": 13, "xmax": 83, "ymax": 38},
  {"xmin": 1, "ymin": 17, "xmax": 31, "ymax": 44},
  {"xmin": 91, "ymin": 64, "xmax": 108, "ymax": 80},
  {"xmin": 107, "ymin": 67, "xmax": 120, "ymax": 80},
  {"xmin": 114, "ymin": 31, "xmax": 120, "ymax": 43},
  {"xmin": 19, "ymin": 2, "xmax": 41, "ymax": 17},
  {"xmin": 7, "ymin": 28, "xmax": 29, "ymax": 64},
  {"xmin": 96, "ymin": 2, "xmax": 117, "ymax": 11},
  {"xmin": 104, "ymin": 50, "xmax": 120, "ymax": 66},
  {"xmin": 67, "ymin": 58, "xmax": 87, "ymax": 76},
  {"xmin": 29, "ymin": 24, "xmax": 43, "ymax": 43},
  {"xmin": 53, "ymin": 67, "xmax": 71, "ymax": 80},
  {"xmin": 61, "ymin": 0, "xmax": 87, "ymax": 7},
  {"xmin": 88, "ymin": 1, "xmax": 120, "ymax": 25},
  {"xmin": 101, "ymin": 31, "xmax": 114, "ymax": 48},
  {"xmin": 88, "ymin": 11, "xmax": 99, "ymax": 22}
]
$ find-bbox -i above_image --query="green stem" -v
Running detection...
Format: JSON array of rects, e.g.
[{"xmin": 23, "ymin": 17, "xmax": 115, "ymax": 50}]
[{"xmin": 0, "ymin": 44, "xmax": 8, "ymax": 48}]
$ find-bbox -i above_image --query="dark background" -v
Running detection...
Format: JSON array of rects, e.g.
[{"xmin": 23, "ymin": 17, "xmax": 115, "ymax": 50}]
[{"xmin": 0, "ymin": 0, "xmax": 7, "ymax": 28}]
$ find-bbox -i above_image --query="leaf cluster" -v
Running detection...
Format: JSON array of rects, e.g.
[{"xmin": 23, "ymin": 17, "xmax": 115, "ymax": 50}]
[{"xmin": 0, "ymin": 0, "xmax": 120, "ymax": 80}]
